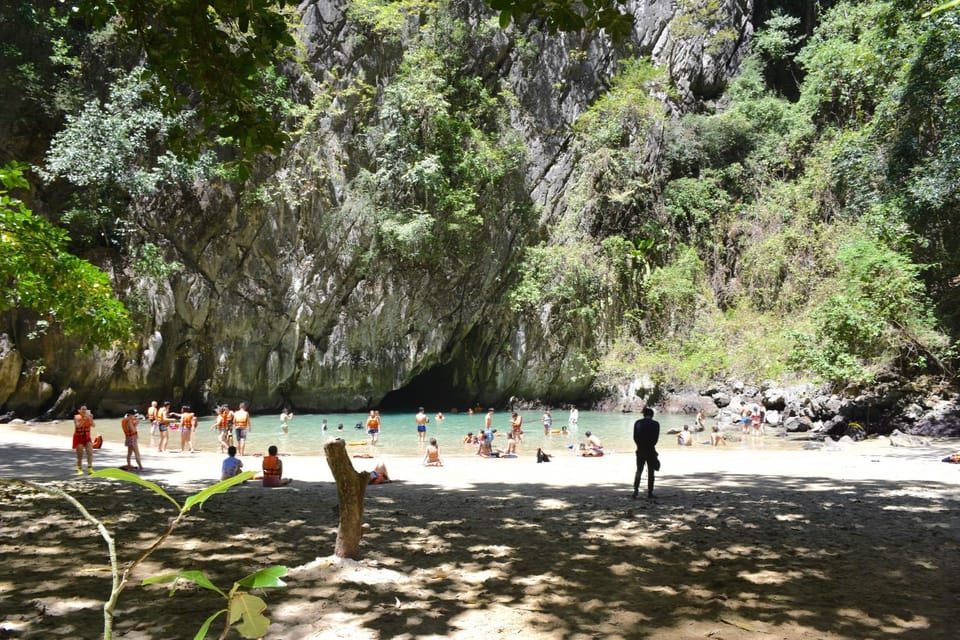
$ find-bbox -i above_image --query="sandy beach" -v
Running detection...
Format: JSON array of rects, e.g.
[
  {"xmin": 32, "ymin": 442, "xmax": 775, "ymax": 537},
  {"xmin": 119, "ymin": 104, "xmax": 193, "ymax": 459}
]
[{"xmin": 1, "ymin": 424, "xmax": 958, "ymax": 639}]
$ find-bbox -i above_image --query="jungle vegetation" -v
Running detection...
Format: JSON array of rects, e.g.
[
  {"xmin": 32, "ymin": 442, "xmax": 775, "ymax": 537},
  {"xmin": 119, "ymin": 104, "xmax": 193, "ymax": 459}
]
[{"xmin": 2, "ymin": 0, "xmax": 958, "ymax": 394}]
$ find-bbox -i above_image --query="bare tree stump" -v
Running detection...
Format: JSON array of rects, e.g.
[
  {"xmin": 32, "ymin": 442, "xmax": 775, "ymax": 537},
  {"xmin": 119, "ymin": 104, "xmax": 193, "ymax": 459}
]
[{"xmin": 323, "ymin": 438, "xmax": 369, "ymax": 559}]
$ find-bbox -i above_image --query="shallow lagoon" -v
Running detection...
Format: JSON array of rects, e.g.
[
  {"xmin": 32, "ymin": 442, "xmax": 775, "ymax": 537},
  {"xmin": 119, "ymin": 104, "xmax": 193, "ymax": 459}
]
[{"xmin": 20, "ymin": 409, "xmax": 801, "ymax": 458}]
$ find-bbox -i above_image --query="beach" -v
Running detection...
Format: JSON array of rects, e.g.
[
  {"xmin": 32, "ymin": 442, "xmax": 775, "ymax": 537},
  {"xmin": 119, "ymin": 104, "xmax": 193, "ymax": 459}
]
[{"xmin": 0, "ymin": 424, "xmax": 958, "ymax": 639}]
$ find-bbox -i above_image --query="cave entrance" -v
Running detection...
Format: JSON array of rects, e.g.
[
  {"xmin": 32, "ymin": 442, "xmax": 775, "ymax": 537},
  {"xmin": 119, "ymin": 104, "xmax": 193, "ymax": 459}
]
[{"xmin": 378, "ymin": 363, "xmax": 477, "ymax": 412}]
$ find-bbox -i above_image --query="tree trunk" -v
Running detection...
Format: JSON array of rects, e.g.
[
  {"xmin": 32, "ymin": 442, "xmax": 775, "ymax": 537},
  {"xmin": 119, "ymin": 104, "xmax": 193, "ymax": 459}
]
[{"xmin": 323, "ymin": 438, "xmax": 369, "ymax": 559}]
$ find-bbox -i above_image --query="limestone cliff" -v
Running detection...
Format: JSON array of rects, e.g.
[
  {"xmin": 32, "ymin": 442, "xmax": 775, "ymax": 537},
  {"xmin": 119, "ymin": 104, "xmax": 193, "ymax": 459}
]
[{"xmin": 0, "ymin": 0, "xmax": 754, "ymax": 416}]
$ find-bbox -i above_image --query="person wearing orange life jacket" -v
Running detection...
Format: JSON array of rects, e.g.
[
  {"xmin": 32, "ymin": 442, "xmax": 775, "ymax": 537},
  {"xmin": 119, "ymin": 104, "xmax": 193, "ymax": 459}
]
[
  {"xmin": 121, "ymin": 408, "xmax": 143, "ymax": 470},
  {"xmin": 146, "ymin": 400, "xmax": 159, "ymax": 438},
  {"xmin": 262, "ymin": 445, "xmax": 291, "ymax": 486},
  {"xmin": 73, "ymin": 403, "xmax": 96, "ymax": 475},
  {"xmin": 156, "ymin": 401, "xmax": 172, "ymax": 452},
  {"xmin": 366, "ymin": 409, "xmax": 381, "ymax": 445},
  {"xmin": 233, "ymin": 402, "xmax": 252, "ymax": 456},
  {"xmin": 178, "ymin": 405, "xmax": 197, "ymax": 453},
  {"xmin": 215, "ymin": 406, "xmax": 231, "ymax": 453}
]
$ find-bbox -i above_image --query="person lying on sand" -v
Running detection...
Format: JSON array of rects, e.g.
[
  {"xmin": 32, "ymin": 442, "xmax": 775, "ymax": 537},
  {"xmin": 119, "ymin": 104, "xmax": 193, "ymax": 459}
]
[{"xmin": 368, "ymin": 462, "xmax": 391, "ymax": 484}]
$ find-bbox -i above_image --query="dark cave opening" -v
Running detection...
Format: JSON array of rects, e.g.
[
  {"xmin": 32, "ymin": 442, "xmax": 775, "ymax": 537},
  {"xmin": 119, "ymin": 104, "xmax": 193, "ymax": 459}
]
[{"xmin": 378, "ymin": 362, "xmax": 484, "ymax": 412}]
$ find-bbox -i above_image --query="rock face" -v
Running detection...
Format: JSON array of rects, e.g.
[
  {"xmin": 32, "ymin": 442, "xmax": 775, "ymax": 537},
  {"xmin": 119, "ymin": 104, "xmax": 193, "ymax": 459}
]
[{"xmin": 1, "ymin": 0, "xmax": 755, "ymax": 416}]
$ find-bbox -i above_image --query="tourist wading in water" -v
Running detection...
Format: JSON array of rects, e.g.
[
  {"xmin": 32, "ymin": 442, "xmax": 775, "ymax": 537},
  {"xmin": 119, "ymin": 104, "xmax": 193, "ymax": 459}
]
[{"xmin": 233, "ymin": 402, "xmax": 252, "ymax": 456}]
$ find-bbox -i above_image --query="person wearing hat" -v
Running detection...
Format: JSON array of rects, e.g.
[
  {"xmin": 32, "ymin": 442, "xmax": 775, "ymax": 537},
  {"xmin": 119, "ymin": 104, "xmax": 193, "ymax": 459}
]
[{"xmin": 121, "ymin": 408, "xmax": 143, "ymax": 471}]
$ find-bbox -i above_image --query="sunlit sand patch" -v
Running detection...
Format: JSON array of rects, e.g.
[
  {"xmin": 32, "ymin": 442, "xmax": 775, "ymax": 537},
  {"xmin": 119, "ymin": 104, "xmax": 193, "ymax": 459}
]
[
  {"xmin": 303, "ymin": 611, "xmax": 378, "ymax": 639},
  {"xmin": 640, "ymin": 584, "xmax": 678, "ymax": 596},
  {"xmin": 535, "ymin": 497, "xmax": 574, "ymax": 510},
  {"xmin": 291, "ymin": 555, "xmax": 411, "ymax": 586},
  {"xmin": 737, "ymin": 568, "xmax": 806, "ymax": 585},
  {"xmin": 31, "ymin": 596, "xmax": 101, "ymax": 615}
]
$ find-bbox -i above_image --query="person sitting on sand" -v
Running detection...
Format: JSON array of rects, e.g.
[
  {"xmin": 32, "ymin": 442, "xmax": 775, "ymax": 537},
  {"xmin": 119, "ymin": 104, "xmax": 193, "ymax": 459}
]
[
  {"xmin": 503, "ymin": 431, "xmax": 518, "ymax": 457},
  {"xmin": 222, "ymin": 446, "xmax": 243, "ymax": 480},
  {"xmin": 368, "ymin": 461, "xmax": 391, "ymax": 484},
  {"xmin": 478, "ymin": 438, "xmax": 503, "ymax": 458},
  {"xmin": 536, "ymin": 448, "xmax": 552, "ymax": 463},
  {"xmin": 942, "ymin": 451, "xmax": 960, "ymax": 464},
  {"xmin": 710, "ymin": 425, "xmax": 727, "ymax": 446},
  {"xmin": 579, "ymin": 431, "xmax": 603, "ymax": 457},
  {"xmin": 677, "ymin": 425, "xmax": 693, "ymax": 447},
  {"xmin": 423, "ymin": 437, "xmax": 443, "ymax": 466},
  {"xmin": 262, "ymin": 445, "xmax": 292, "ymax": 486}
]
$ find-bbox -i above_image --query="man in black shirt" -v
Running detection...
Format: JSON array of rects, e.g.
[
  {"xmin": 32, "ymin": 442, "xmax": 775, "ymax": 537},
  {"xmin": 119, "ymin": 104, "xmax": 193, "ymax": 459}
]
[{"xmin": 633, "ymin": 407, "xmax": 660, "ymax": 499}]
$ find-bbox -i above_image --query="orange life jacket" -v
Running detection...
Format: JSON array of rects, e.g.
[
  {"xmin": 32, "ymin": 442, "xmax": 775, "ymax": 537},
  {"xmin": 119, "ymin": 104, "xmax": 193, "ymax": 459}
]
[
  {"xmin": 180, "ymin": 411, "xmax": 195, "ymax": 428},
  {"xmin": 262, "ymin": 455, "xmax": 281, "ymax": 478},
  {"xmin": 158, "ymin": 407, "xmax": 171, "ymax": 425},
  {"xmin": 74, "ymin": 413, "xmax": 93, "ymax": 436},
  {"xmin": 121, "ymin": 416, "xmax": 137, "ymax": 437},
  {"xmin": 367, "ymin": 416, "xmax": 379, "ymax": 430},
  {"xmin": 234, "ymin": 410, "xmax": 250, "ymax": 427}
]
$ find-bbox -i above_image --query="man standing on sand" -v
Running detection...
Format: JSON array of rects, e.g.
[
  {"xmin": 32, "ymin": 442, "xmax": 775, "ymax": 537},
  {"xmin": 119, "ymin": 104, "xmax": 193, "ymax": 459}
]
[
  {"xmin": 415, "ymin": 406, "xmax": 429, "ymax": 443},
  {"xmin": 233, "ymin": 402, "xmax": 252, "ymax": 456},
  {"xmin": 633, "ymin": 406, "xmax": 660, "ymax": 499},
  {"xmin": 121, "ymin": 408, "xmax": 143, "ymax": 470},
  {"xmin": 73, "ymin": 403, "xmax": 96, "ymax": 475}
]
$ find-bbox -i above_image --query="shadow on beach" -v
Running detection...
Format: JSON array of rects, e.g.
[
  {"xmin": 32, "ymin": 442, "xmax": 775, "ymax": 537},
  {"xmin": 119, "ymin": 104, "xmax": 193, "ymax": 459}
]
[{"xmin": 0, "ymin": 447, "xmax": 958, "ymax": 640}]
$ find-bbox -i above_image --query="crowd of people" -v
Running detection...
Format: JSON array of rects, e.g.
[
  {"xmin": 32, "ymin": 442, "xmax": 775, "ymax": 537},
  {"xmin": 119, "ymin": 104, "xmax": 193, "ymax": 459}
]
[{"xmin": 66, "ymin": 400, "xmax": 744, "ymax": 497}]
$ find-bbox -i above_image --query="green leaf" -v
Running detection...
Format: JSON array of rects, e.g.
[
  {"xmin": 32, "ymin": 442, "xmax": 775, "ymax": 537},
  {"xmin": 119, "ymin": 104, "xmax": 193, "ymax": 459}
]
[
  {"xmin": 181, "ymin": 471, "xmax": 256, "ymax": 513},
  {"xmin": 236, "ymin": 565, "xmax": 288, "ymax": 589},
  {"xmin": 193, "ymin": 609, "xmax": 227, "ymax": 640},
  {"xmin": 228, "ymin": 592, "xmax": 270, "ymax": 638},
  {"xmin": 142, "ymin": 570, "xmax": 227, "ymax": 597},
  {"xmin": 499, "ymin": 10, "xmax": 512, "ymax": 29},
  {"xmin": 91, "ymin": 468, "xmax": 180, "ymax": 510}
]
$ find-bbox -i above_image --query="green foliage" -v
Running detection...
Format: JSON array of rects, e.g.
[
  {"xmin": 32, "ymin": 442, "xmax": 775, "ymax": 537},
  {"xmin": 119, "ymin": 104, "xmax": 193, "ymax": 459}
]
[
  {"xmin": 789, "ymin": 234, "xmax": 946, "ymax": 386},
  {"xmin": 642, "ymin": 245, "xmax": 710, "ymax": 340},
  {"xmin": 574, "ymin": 59, "xmax": 666, "ymax": 151},
  {"xmin": 351, "ymin": 8, "xmax": 528, "ymax": 270},
  {"xmin": 42, "ymin": 70, "xmax": 214, "ymax": 197},
  {"xmin": 89, "ymin": 468, "xmax": 287, "ymax": 639},
  {"xmin": 71, "ymin": 0, "xmax": 300, "ymax": 164},
  {"xmin": 143, "ymin": 565, "xmax": 287, "ymax": 640},
  {"xmin": 751, "ymin": 10, "xmax": 803, "ymax": 62},
  {"xmin": 487, "ymin": 0, "xmax": 635, "ymax": 40},
  {"xmin": 347, "ymin": 0, "xmax": 436, "ymax": 39},
  {"xmin": 0, "ymin": 162, "xmax": 132, "ymax": 350}
]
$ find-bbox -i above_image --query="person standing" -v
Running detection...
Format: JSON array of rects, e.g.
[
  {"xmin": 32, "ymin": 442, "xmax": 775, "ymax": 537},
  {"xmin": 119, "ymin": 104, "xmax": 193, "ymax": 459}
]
[
  {"xmin": 540, "ymin": 410, "xmax": 551, "ymax": 435},
  {"xmin": 366, "ymin": 410, "xmax": 381, "ymax": 444},
  {"xmin": 157, "ymin": 401, "xmax": 172, "ymax": 452},
  {"xmin": 568, "ymin": 406, "xmax": 579, "ymax": 433},
  {"xmin": 73, "ymin": 404, "xmax": 96, "ymax": 475},
  {"xmin": 179, "ymin": 404, "xmax": 197, "ymax": 453},
  {"xmin": 121, "ymin": 408, "xmax": 143, "ymax": 470},
  {"xmin": 633, "ymin": 406, "xmax": 661, "ymax": 499},
  {"xmin": 415, "ymin": 406, "xmax": 429, "ymax": 443},
  {"xmin": 146, "ymin": 400, "xmax": 159, "ymax": 438},
  {"xmin": 280, "ymin": 408, "xmax": 293, "ymax": 434},
  {"xmin": 511, "ymin": 412, "xmax": 524, "ymax": 441},
  {"xmin": 233, "ymin": 402, "xmax": 252, "ymax": 456}
]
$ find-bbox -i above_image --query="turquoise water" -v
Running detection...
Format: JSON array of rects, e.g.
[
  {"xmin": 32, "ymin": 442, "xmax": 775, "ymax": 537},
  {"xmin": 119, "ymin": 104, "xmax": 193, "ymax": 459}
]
[
  {"xmin": 187, "ymin": 410, "xmax": 698, "ymax": 457},
  {"xmin": 22, "ymin": 409, "xmax": 795, "ymax": 457}
]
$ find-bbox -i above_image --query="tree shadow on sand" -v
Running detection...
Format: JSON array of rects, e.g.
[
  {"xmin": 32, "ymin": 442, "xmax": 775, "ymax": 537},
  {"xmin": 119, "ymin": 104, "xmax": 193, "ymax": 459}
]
[{"xmin": 0, "ymin": 462, "xmax": 957, "ymax": 639}]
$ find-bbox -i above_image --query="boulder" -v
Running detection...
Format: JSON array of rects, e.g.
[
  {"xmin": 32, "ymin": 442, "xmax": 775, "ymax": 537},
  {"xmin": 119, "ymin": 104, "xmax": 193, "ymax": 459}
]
[
  {"xmin": 712, "ymin": 392, "xmax": 731, "ymax": 408},
  {"xmin": 762, "ymin": 387, "xmax": 787, "ymax": 410},
  {"xmin": 784, "ymin": 416, "xmax": 813, "ymax": 432},
  {"xmin": 889, "ymin": 429, "xmax": 928, "ymax": 447}
]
